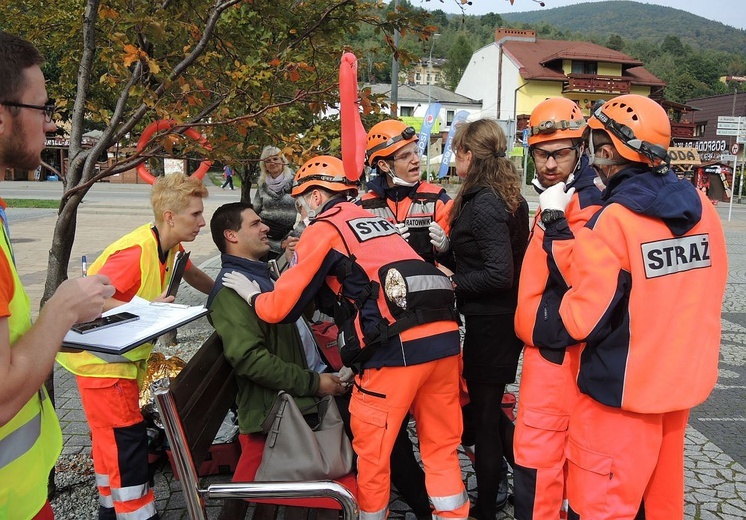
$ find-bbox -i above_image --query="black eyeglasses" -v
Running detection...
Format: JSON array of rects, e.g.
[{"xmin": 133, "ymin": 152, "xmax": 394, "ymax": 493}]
[
  {"xmin": 531, "ymin": 146, "xmax": 579, "ymax": 163},
  {"xmin": 1, "ymin": 101, "xmax": 56, "ymax": 123}
]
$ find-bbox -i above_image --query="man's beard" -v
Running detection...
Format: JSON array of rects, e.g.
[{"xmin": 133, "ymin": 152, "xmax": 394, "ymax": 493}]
[{"xmin": 0, "ymin": 118, "xmax": 42, "ymax": 172}]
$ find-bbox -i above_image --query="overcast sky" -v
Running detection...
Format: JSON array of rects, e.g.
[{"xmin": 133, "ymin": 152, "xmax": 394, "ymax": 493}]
[{"xmin": 419, "ymin": 0, "xmax": 746, "ymax": 31}]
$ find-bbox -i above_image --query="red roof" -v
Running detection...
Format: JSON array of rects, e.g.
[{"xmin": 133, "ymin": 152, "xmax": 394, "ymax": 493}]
[{"xmin": 502, "ymin": 38, "xmax": 665, "ymax": 86}]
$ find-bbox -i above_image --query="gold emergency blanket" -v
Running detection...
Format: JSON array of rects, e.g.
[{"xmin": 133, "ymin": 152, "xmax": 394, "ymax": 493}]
[{"xmin": 139, "ymin": 352, "xmax": 186, "ymax": 409}]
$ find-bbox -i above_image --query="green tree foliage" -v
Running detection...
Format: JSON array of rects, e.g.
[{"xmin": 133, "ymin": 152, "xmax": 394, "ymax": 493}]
[
  {"xmin": 606, "ymin": 34, "xmax": 625, "ymax": 52},
  {"xmin": 1, "ymin": 0, "xmax": 434, "ymax": 300},
  {"xmin": 444, "ymin": 34, "xmax": 472, "ymax": 90}
]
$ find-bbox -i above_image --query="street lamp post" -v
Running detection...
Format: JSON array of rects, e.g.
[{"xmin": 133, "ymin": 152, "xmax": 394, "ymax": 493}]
[{"xmin": 426, "ymin": 33, "xmax": 441, "ymax": 181}]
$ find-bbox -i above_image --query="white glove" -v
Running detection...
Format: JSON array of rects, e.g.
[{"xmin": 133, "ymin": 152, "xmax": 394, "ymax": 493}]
[
  {"xmin": 539, "ymin": 182, "xmax": 575, "ymax": 212},
  {"xmin": 394, "ymin": 222, "xmax": 410, "ymax": 240},
  {"xmin": 338, "ymin": 366, "xmax": 355, "ymax": 384},
  {"xmin": 429, "ymin": 221, "xmax": 450, "ymax": 253},
  {"xmin": 222, "ymin": 271, "xmax": 261, "ymax": 305}
]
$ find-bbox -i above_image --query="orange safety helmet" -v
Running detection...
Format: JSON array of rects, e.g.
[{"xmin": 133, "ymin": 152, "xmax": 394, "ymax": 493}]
[
  {"xmin": 365, "ymin": 120, "xmax": 418, "ymax": 166},
  {"xmin": 292, "ymin": 155, "xmax": 358, "ymax": 197},
  {"xmin": 588, "ymin": 95, "xmax": 671, "ymax": 168},
  {"xmin": 527, "ymin": 98, "xmax": 586, "ymax": 147}
]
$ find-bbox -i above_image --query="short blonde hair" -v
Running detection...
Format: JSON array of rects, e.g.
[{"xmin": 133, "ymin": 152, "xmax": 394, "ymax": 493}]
[
  {"xmin": 150, "ymin": 174, "xmax": 209, "ymax": 224},
  {"xmin": 258, "ymin": 145, "xmax": 294, "ymax": 185}
]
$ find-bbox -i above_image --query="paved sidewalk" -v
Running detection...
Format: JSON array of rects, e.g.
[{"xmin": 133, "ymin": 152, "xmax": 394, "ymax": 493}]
[{"xmin": 4, "ymin": 182, "xmax": 746, "ymax": 519}]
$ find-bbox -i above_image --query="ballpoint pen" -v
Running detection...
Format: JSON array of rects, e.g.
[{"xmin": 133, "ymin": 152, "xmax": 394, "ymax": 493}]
[{"xmin": 81, "ymin": 255, "xmax": 87, "ymax": 277}]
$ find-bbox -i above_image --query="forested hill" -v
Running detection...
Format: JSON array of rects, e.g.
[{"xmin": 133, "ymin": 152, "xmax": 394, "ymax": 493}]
[{"xmin": 499, "ymin": 1, "xmax": 746, "ymax": 55}]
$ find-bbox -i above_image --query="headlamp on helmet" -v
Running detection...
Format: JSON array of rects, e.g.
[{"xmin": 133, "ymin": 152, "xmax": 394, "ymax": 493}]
[
  {"xmin": 366, "ymin": 126, "xmax": 417, "ymax": 160},
  {"xmin": 365, "ymin": 120, "xmax": 419, "ymax": 166},
  {"xmin": 529, "ymin": 118, "xmax": 586, "ymax": 137}
]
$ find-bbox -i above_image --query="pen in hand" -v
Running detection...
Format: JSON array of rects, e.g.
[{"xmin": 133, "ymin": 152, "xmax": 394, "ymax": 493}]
[{"xmin": 81, "ymin": 255, "xmax": 87, "ymax": 277}]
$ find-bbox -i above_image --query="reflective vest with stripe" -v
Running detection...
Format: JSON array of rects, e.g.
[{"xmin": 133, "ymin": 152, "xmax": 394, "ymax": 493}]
[
  {"xmin": 56, "ymin": 224, "xmax": 177, "ymax": 381},
  {"xmin": 0, "ymin": 220, "xmax": 62, "ymax": 519},
  {"xmin": 360, "ymin": 183, "xmax": 447, "ymax": 264},
  {"xmin": 315, "ymin": 204, "xmax": 459, "ymax": 368}
]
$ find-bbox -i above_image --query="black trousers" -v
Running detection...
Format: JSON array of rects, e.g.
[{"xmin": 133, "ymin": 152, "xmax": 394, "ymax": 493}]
[{"xmin": 467, "ymin": 381, "xmax": 515, "ymax": 520}]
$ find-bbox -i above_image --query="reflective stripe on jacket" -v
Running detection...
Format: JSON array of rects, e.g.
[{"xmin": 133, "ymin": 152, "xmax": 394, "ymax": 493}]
[
  {"xmin": 0, "ymin": 221, "xmax": 62, "ymax": 520},
  {"xmin": 360, "ymin": 181, "xmax": 452, "ymax": 264},
  {"xmin": 57, "ymin": 223, "xmax": 177, "ymax": 380}
]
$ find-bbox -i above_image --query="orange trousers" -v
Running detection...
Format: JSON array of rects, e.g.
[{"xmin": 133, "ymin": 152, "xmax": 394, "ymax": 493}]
[
  {"xmin": 76, "ymin": 376, "xmax": 157, "ymax": 520},
  {"xmin": 513, "ymin": 346, "xmax": 580, "ymax": 520},
  {"xmin": 349, "ymin": 356, "xmax": 469, "ymax": 520},
  {"xmin": 566, "ymin": 393, "xmax": 689, "ymax": 520}
]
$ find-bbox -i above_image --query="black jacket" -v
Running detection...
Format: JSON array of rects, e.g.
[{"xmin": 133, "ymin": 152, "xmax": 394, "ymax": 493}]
[{"xmin": 443, "ymin": 186, "xmax": 529, "ymax": 315}]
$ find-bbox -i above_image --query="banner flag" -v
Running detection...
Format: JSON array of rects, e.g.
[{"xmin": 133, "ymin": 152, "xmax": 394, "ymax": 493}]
[
  {"xmin": 417, "ymin": 102, "xmax": 441, "ymax": 158},
  {"xmin": 439, "ymin": 110, "xmax": 469, "ymax": 178}
]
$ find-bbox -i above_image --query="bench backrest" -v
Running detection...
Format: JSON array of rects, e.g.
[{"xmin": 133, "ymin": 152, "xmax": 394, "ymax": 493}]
[
  {"xmin": 154, "ymin": 330, "xmax": 359, "ymax": 520},
  {"xmin": 170, "ymin": 331, "xmax": 237, "ymax": 469}
]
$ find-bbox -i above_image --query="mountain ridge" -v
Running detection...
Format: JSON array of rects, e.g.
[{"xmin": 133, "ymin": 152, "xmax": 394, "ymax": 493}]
[{"xmin": 497, "ymin": 1, "xmax": 746, "ymax": 55}]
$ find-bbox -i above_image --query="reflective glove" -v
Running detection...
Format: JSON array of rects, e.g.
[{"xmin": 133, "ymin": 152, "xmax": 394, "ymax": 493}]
[
  {"xmin": 222, "ymin": 271, "xmax": 261, "ymax": 305},
  {"xmin": 539, "ymin": 181, "xmax": 575, "ymax": 212},
  {"xmin": 428, "ymin": 221, "xmax": 450, "ymax": 253},
  {"xmin": 394, "ymin": 222, "xmax": 410, "ymax": 241}
]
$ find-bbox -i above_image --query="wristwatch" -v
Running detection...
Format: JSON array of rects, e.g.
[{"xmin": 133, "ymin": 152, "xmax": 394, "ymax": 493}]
[{"xmin": 541, "ymin": 209, "xmax": 565, "ymax": 225}]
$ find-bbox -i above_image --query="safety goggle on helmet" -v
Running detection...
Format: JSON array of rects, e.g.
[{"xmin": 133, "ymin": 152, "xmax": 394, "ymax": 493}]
[
  {"xmin": 587, "ymin": 95, "xmax": 671, "ymax": 174},
  {"xmin": 365, "ymin": 120, "xmax": 418, "ymax": 166},
  {"xmin": 527, "ymin": 97, "xmax": 587, "ymax": 147},
  {"xmin": 291, "ymin": 155, "xmax": 358, "ymax": 197}
]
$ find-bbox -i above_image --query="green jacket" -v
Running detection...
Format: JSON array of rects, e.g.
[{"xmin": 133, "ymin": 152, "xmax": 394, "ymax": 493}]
[{"xmin": 208, "ymin": 286, "xmax": 320, "ymax": 434}]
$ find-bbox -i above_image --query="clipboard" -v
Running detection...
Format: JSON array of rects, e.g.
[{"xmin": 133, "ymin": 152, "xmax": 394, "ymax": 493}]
[
  {"xmin": 62, "ymin": 296, "xmax": 209, "ymax": 355},
  {"xmin": 166, "ymin": 251, "xmax": 190, "ymax": 298}
]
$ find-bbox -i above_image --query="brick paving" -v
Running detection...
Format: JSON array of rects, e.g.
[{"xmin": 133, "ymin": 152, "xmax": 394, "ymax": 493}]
[{"xmin": 4, "ymin": 181, "xmax": 746, "ymax": 519}]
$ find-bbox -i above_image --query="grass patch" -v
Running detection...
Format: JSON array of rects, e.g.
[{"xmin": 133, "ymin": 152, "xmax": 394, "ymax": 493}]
[{"xmin": 4, "ymin": 199, "xmax": 59, "ymax": 208}]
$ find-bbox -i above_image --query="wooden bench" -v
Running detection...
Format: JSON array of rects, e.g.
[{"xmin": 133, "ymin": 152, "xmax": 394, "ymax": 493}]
[{"xmin": 152, "ymin": 331, "xmax": 358, "ymax": 520}]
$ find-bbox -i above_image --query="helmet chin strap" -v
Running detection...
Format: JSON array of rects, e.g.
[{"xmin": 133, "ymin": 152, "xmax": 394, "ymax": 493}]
[
  {"xmin": 588, "ymin": 130, "xmax": 627, "ymax": 169},
  {"xmin": 296, "ymin": 193, "xmax": 317, "ymax": 220}
]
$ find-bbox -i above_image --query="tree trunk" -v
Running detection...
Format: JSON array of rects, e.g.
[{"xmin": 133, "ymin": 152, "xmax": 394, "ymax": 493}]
[{"xmin": 42, "ymin": 193, "xmax": 83, "ymax": 498}]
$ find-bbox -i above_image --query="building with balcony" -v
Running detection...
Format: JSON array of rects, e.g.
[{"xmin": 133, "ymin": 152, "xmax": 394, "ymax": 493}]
[{"xmin": 456, "ymin": 28, "xmax": 668, "ymax": 144}]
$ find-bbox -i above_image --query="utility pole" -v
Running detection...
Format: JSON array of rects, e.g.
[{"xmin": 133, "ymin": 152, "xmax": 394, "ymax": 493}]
[
  {"xmin": 426, "ymin": 33, "xmax": 441, "ymax": 181},
  {"xmin": 390, "ymin": 0, "xmax": 400, "ymax": 117}
]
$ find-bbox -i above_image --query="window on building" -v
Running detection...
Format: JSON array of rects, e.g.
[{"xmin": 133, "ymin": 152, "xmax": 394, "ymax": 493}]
[
  {"xmin": 447, "ymin": 110, "xmax": 455, "ymax": 126},
  {"xmin": 695, "ymin": 124, "xmax": 706, "ymax": 137},
  {"xmin": 416, "ymin": 73, "xmax": 421, "ymax": 81},
  {"xmin": 571, "ymin": 61, "xmax": 597, "ymax": 75},
  {"xmin": 401, "ymin": 106, "xmax": 414, "ymax": 117},
  {"xmin": 427, "ymin": 74, "xmax": 431, "ymax": 83},
  {"xmin": 434, "ymin": 73, "xmax": 440, "ymax": 82}
]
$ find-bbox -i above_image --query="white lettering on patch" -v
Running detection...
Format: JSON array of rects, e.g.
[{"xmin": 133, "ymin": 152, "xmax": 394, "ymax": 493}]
[
  {"xmin": 347, "ymin": 217, "xmax": 398, "ymax": 242},
  {"xmin": 404, "ymin": 216, "xmax": 433, "ymax": 228},
  {"xmin": 641, "ymin": 234, "xmax": 711, "ymax": 278}
]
